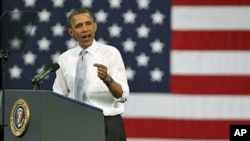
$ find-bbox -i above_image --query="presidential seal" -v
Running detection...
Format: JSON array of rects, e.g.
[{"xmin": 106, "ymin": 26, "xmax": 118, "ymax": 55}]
[{"xmin": 10, "ymin": 99, "xmax": 30, "ymax": 137}]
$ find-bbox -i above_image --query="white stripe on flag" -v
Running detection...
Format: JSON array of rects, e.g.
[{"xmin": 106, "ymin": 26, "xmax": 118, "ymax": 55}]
[
  {"xmin": 171, "ymin": 51, "xmax": 250, "ymax": 75},
  {"xmin": 172, "ymin": 6, "xmax": 250, "ymax": 30},
  {"xmin": 123, "ymin": 93, "xmax": 250, "ymax": 119}
]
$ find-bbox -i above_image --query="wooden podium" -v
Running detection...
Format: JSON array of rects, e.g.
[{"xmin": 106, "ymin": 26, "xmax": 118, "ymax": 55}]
[{"xmin": 2, "ymin": 89, "xmax": 105, "ymax": 141}]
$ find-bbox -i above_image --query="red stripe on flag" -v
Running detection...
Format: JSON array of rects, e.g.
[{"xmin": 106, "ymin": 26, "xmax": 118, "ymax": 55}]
[
  {"xmin": 124, "ymin": 118, "xmax": 250, "ymax": 139},
  {"xmin": 173, "ymin": 0, "xmax": 250, "ymax": 5},
  {"xmin": 172, "ymin": 31, "xmax": 250, "ymax": 50},
  {"xmin": 170, "ymin": 75, "xmax": 250, "ymax": 95}
]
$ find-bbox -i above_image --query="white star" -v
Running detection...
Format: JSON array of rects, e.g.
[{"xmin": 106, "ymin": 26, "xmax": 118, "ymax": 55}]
[
  {"xmin": 126, "ymin": 67, "xmax": 136, "ymax": 81},
  {"xmin": 151, "ymin": 10, "xmax": 165, "ymax": 25},
  {"xmin": 37, "ymin": 37, "xmax": 51, "ymax": 51},
  {"xmin": 150, "ymin": 39, "xmax": 164, "ymax": 53},
  {"xmin": 38, "ymin": 9, "xmax": 51, "ymax": 22},
  {"xmin": 95, "ymin": 9, "xmax": 108, "ymax": 23},
  {"xmin": 137, "ymin": 0, "xmax": 150, "ymax": 9},
  {"xmin": 65, "ymin": 38, "xmax": 77, "ymax": 49},
  {"xmin": 9, "ymin": 65, "xmax": 22, "ymax": 79},
  {"xmin": 23, "ymin": 23, "xmax": 35, "ymax": 36},
  {"xmin": 109, "ymin": 0, "xmax": 122, "ymax": 9},
  {"xmin": 136, "ymin": 24, "xmax": 150, "ymax": 38},
  {"xmin": 136, "ymin": 53, "xmax": 150, "ymax": 67},
  {"xmin": 122, "ymin": 38, "xmax": 136, "ymax": 53},
  {"xmin": 23, "ymin": 0, "xmax": 36, "ymax": 8},
  {"xmin": 80, "ymin": 0, "xmax": 94, "ymax": 8},
  {"xmin": 51, "ymin": 51, "xmax": 61, "ymax": 63},
  {"xmin": 9, "ymin": 37, "xmax": 22, "ymax": 50},
  {"xmin": 52, "ymin": 0, "xmax": 65, "ymax": 8},
  {"xmin": 123, "ymin": 10, "xmax": 137, "ymax": 24},
  {"xmin": 51, "ymin": 23, "xmax": 65, "ymax": 37},
  {"xmin": 150, "ymin": 68, "xmax": 164, "ymax": 82},
  {"xmin": 23, "ymin": 51, "xmax": 37, "ymax": 65},
  {"xmin": 108, "ymin": 23, "xmax": 122, "ymax": 38},
  {"xmin": 10, "ymin": 9, "xmax": 22, "ymax": 21},
  {"xmin": 97, "ymin": 38, "xmax": 108, "ymax": 44}
]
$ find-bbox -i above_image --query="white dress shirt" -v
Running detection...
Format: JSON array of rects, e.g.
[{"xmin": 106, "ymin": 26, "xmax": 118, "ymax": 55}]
[{"xmin": 52, "ymin": 40, "xmax": 129, "ymax": 116}]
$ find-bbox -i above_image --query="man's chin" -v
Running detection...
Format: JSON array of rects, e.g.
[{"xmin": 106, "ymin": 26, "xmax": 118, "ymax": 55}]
[{"xmin": 80, "ymin": 41, "xmax": 92, "ymax": 48}]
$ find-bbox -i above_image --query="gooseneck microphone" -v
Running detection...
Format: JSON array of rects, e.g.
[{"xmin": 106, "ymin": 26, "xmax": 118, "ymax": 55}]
[
  {"xmin": 31, "ymin": 63, "xmax": 52, "ymax": 82},
  {"xmin": 31, "ymin": 63, "xmax": 60, "ymax": 84}
]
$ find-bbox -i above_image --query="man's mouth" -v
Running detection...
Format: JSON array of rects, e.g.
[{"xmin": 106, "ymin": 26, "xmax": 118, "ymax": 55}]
[{"xmin": 82, "ymin": 34, "xmax": 91, "ymax": 40}]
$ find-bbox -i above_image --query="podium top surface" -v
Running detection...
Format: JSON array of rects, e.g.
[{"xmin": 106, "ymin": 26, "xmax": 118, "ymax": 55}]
[
  {"xmin": 4, "ymin": 89, "xmax": 103, "ymax": 113},
  {"xmin": 52, "ymin": 91, "xmax": 103, "ymax": 112}
]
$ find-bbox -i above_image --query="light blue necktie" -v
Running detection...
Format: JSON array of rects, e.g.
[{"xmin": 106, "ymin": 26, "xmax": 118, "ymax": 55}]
[{"xmin": 75, "ymin": 50, "xmax": 87, "ymax": 102}]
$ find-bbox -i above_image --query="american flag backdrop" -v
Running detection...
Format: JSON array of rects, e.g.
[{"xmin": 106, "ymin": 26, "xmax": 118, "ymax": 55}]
[{"xmin": 1, "ymin": 0, "xmax": 250, "ymax": 141}]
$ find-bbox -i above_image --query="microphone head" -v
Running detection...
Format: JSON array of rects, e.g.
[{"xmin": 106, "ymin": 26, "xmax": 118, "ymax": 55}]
[
  {"xmin": 44, "ymin": 63, "xmax": 53, "ymax": 70},
  {"xmin": 50, "ymin": 63, "xmax": 60, "ymax": 72}
]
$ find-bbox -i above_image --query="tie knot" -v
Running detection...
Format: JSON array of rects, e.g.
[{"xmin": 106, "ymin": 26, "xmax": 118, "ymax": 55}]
[
  {"xmin": 79, "ymin": 50, "xmax": 87, "ymax": 60},
  {"xmin": 81, "ymin": 50, "xmax": 87, "ymax": 56}
]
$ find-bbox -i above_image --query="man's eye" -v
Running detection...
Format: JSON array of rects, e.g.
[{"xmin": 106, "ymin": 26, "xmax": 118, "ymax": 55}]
[
  {"xmin": 86, "ymin": 21, "xmax": 93, "ymax": 25},
  {"xmin": 75, "ymin": 24, "xmax": 82, "ymax": 28}
]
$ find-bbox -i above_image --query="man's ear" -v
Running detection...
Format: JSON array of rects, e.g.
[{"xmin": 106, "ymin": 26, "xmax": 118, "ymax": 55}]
[{"xmin": 68, "ymin": 28, "xmax": 74, "ymax": 38}]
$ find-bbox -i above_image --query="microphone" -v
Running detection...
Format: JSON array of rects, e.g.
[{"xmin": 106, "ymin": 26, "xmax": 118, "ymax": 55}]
[
  {"xmin": 31, "ymin": 63, "xmax": 52, "ymax": 81},
  {"xmin": 31, "ymin": 63, "xmax": 60, "ymax": 84}
]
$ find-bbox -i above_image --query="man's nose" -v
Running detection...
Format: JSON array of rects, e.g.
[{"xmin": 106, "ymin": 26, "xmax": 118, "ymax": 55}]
[{"xmin": 81, "ymin": 24, "xmax": 88, "ymax": 32}]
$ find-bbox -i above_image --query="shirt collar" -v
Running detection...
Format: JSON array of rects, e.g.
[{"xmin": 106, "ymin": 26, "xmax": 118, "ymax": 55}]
[{"xmin": 76, "ymin": 40, "xmax": 97, "ymax": 56}]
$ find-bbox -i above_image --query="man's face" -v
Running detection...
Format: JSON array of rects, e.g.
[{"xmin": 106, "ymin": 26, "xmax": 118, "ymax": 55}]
[{"xmin": 68, "ymin": 13, "xmax": 97, "ymax": 48}]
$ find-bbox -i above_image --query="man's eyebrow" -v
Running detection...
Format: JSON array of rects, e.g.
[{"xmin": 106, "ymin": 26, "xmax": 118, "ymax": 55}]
[{"xmin": 74, "ymin": 23, "xmax": 83, "ymax": 27}]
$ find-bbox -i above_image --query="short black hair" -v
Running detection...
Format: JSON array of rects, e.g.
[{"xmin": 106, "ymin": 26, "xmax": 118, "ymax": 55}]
[{"xmin": 67, "ymin": 8, "xmax": 96, "ymax": 27}]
